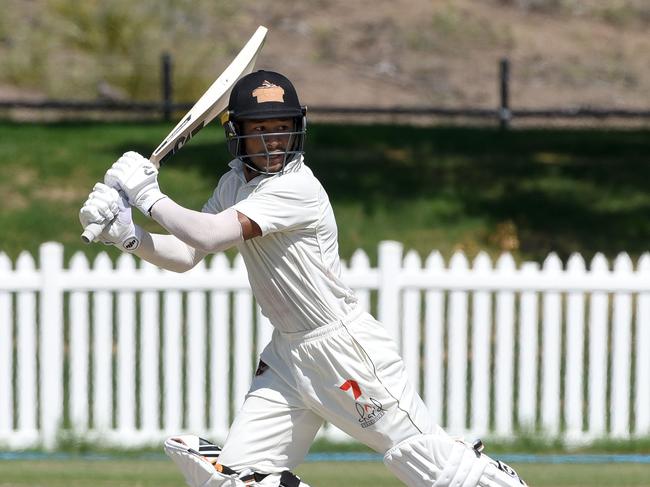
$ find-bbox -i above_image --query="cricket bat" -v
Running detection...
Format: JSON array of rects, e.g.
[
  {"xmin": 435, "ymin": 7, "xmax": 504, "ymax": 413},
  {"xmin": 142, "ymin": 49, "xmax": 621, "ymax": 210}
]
[{"xmin": 81, "ymin": 26, "xmax": 268, "ymax": 243}]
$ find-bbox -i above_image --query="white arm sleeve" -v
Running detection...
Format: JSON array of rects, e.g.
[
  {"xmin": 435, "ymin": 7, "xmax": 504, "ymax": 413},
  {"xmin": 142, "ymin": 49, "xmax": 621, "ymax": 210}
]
[
  {"xmin": 132, "ymin": 226, "xmax": 207, "ymax": 273},
  {"xmin": 150, "ymin": 198, "xmax": 244, "ymax": 253}
]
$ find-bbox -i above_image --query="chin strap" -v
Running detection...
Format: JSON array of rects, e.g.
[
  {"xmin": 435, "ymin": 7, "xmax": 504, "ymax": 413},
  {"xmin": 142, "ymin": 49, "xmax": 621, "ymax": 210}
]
[
  {"xmin": 242, "ymin": 158, "xmax": 274, "ymax": 176},
  {"xmin": 241, "ymin": 153, "xmax": 302, "ymax": 177}
]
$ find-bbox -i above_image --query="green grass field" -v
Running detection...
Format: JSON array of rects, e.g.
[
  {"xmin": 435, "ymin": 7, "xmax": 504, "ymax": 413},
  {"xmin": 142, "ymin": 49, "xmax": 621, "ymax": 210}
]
[
  {"xmin": 1, "ymin": 459, "xmax": 649, "ymax": 487},
  {"xmin": 0, "ymin": 122, "xmax": 649, "ymax": 264}
]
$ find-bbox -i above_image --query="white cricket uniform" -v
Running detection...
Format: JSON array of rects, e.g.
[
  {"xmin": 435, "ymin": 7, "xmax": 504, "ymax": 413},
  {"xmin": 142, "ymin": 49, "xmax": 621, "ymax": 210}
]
[{"xmin": 201, "ymin": 156, "xmax": 442, "ymax": 474}]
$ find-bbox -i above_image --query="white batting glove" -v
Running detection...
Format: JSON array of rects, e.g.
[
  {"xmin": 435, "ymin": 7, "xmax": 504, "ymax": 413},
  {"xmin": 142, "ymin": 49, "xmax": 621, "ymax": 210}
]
[
  {"xmin": 104, "ymin": 151, "xmax": 167, "ymax": 216},
  {"xmin": 79, "ymin": 183, "xmax": 141, "ymax": 251}
]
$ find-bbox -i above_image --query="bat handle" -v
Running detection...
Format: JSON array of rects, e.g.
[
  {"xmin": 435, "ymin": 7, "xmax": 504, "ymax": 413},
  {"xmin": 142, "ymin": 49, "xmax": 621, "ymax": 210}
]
[{"xmin": 81, "ymin": 222, "xmax": 106, "ymax": 244}]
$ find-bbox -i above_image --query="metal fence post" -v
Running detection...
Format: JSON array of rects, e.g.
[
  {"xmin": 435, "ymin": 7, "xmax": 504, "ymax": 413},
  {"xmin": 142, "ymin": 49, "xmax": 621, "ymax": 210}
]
[
  {"xmin": 499, "ymin": 57, "xmax": 511, "ymax": 129},
  {"xmin": 162, "ymin": 53, "xmax": 173, "ymax": 122}
]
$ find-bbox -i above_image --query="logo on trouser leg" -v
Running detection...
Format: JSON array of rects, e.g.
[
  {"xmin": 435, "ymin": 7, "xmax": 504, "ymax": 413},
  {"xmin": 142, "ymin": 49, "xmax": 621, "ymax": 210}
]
[
  {"xmin": 339, "ymin": 379, "xmax": 386, "ymax": 428},
  {"xmin": 339, "ymin": 379, "xmax": 362, "ymax": 399},
  {"xmin": 355, "ymin": 397, "xmax": 385, "ymax": 428}
]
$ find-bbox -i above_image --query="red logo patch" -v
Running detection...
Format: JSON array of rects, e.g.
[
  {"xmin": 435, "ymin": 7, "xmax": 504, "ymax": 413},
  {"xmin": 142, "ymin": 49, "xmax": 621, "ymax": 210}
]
[{"xmin": 339, "ymin": 380, "xmax": 362, "ymax": 400}]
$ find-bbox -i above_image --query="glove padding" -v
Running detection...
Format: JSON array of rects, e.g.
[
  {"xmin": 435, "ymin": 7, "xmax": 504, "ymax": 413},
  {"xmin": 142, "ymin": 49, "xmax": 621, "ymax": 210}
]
[
  {"xmin": 79, "ymin": 183, "xmax": 141, "ymax": 251},
  {"xmin": 104, "ymin": 151, "xmax": 167, "ymax": 216}
]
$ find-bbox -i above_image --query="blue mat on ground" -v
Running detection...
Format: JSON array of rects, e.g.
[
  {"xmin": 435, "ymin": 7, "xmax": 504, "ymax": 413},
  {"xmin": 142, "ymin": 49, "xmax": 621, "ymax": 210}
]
[{"xmin": 1, "ymin": 451, "xmax": 650, "ymax": 463}]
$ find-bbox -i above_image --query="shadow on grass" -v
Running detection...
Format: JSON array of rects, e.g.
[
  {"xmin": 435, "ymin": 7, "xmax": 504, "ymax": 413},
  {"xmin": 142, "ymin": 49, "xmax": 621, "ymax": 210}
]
[{"xmin": 112, "ymin": 124, "xmax": 650, "ymax": 262}]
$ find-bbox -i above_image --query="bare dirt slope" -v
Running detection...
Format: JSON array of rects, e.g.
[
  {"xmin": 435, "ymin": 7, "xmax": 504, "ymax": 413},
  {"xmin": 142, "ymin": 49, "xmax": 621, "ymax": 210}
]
[
  {"xmin": 249, "ymin": 0, "xmax": 650, "ymax": 110},
  {"xmin": 1, "ymin": 0, "xmax": 649, "ymax": 111}
]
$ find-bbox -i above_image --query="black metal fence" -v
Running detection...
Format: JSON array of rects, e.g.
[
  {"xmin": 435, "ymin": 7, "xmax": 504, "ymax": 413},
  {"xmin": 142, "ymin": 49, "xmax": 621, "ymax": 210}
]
[{"xmin": 1, "ymin": 56, "xmax": 649, "ymax": 128}]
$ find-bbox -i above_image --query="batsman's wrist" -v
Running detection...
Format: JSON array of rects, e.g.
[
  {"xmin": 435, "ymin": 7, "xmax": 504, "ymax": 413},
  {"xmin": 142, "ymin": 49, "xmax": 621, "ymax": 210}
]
[
  {"xmin": 119, "ymin": 236, "xmax": 140, "ymax": 252},
  {"xmin": 119, "ymin": 225, "xmax": 143, "ymax": 253},
  {"xmin": 137, "ymin": 190, "xmax": 168, "ymax": 216}
]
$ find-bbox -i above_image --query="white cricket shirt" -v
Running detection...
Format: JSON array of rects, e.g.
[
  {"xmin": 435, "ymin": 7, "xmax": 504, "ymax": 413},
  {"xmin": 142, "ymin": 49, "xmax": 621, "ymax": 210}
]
[{"xmin": 202, "ymin": 156, "xmax": 358, "ymax": 332}]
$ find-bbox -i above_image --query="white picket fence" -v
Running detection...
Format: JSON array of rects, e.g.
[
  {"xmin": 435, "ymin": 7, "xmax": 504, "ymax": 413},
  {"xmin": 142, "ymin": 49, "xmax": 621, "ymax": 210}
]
[{"xmin": 1, "ymin": 241, "xmax": 649, "ymax": 450}]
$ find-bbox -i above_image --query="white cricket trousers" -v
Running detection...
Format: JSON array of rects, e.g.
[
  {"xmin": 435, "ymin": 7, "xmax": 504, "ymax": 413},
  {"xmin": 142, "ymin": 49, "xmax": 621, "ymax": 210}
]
[{"xmin": 217, "ymin": 307, "xmax": 445, "ymax": 473}]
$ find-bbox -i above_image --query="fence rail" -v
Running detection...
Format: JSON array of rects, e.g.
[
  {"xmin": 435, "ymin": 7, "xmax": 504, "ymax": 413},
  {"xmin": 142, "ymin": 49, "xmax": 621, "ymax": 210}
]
[
  {"xmin": 2, "ymin": 57, "xmax": 650, "ymax": 126},
  {"xmin": 1, "ymin": 242, "xmax": 649, "ymax": 450}
]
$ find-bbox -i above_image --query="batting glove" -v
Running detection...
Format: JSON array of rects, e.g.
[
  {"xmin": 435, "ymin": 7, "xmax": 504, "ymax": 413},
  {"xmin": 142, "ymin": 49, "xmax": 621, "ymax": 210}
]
[
  {"xmin": 79, "ymin": 183, "xmax": 141, "ymax": 251},
  {"xmin": 104, "ymin": 151, "xmax": 167, "ymax": 216}
]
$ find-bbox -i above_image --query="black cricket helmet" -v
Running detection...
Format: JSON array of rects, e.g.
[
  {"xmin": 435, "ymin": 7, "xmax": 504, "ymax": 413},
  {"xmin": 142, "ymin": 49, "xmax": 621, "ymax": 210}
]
[{"xmin": 220, "ymin": 70, "xmax": 307, "ymax": 174}]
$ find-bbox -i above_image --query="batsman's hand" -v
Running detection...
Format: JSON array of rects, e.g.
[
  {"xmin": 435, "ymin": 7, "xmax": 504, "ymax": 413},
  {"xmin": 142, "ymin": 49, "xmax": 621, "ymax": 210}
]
[
  {"xmin": 79, "ymin": 183, "xmax": 141, "ymax": 252},
  {"xmin": 104, "ymin": 151, "xmax": 167, "ymax": 216}
]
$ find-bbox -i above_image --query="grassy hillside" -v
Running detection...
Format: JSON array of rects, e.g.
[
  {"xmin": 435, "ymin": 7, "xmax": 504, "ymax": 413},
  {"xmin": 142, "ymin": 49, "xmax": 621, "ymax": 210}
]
[
  {"xmin": 0, "ymin": 122, "xmax": 648, "ymax": 265},
  {"xmin": 1, "ymin": 0, "xmax": 649, "ymax": 114}
]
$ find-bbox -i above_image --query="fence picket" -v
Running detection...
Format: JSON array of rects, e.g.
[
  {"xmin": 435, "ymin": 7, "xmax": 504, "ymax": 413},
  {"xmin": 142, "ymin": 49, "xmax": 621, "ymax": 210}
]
[
  {"xmin": 39, "ymin": 242, "xmax": 64, "ymax": 448},
  {"xmin": 588, "ymin": 254, "xmax": 609, "ymax": 437},
  {"xmin": 565, "ymin": 253, "xmax": 586, "ymax": 439},
  {"xmin": 140, "ymin": 260, "xmax": 160, "ymax": 436},
  {"xmin": 495, "ymin": 253, "xmax": 516, "ymax": 436},
  {"xmin": 350, "ymin": 250, "xmax": 371, "ymax": 313},
  {"xmin": 447, "ymin": 252, "xmax": 469, "ymax": 432},
  {"xmin": 636, "ymin": 254, "xmax": 650, "ymax": 436},
  {"xmin": 541, "ymin": 253, "xmax": 562, "ymax": 436},
  {"xmin": 16, "ymin": 252, "xmax": 37, "ymax": 436},
  {"xmin": 93, "ymin": 252, "xmax": 113, "ymax": 433},
  {"xmin": 187, "ymin": 262, "xmax": 207, "ymax": 432},
  {"xmin": 116, "ymin": 254, "xmax": 136, "ymax": 435},
  {"xmin": 378, "ymin": 242, "xmax": 402, "ymax": 343},
  {"xmin": 163, "ymin": 289, "xmax": 182, "ymax": 433},
  {"xmin": 403, "ymin": 251, "xmax": 422, "ymax": 392},
  {"xmin": 518, "ymin": 262, "xmax": 539, "ymax": 430},
  {"xmin": 424, "ymin": 251, "xmax": 445, "ymax": 427},
  {"xmin": 69, "ymin": 253, "xmax": 90, "ymax": 432},
  {"xmin": 0, "ymin": 253, "xmax": 12, "ymax": 436},
  {"xmin": 209, "ymin": 254, "xmax": 230, "ymax": 439},
  {"xmin": 471, "ymin": 252, "xmax": 492, "ymax": 436},
  {"xmin": 611, "ymin": 253, "xmax": 633, "ymax": 437}
]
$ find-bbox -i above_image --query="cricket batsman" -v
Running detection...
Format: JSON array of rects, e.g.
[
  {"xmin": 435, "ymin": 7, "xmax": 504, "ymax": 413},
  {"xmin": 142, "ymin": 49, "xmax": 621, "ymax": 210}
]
[{"xmin": 79, "ymin": 70, "xmax": 529, "ymax": 487}]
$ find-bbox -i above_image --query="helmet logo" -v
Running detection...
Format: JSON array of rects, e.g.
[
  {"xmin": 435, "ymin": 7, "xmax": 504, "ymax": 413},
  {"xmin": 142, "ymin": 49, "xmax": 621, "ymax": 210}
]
[{"xmin": 252, "ymin": 81, "xmax": 285, "ymax": 103}]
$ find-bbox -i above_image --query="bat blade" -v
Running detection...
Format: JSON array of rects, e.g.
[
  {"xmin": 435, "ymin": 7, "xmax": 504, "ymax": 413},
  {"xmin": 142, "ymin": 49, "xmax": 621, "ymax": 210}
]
[
  {"xmin": 150, "ymin": 25, "xmax": 267, "ymax": 167},
  {"xmin": 81, "ymin": 26, "xmax": 267, "ymax": 244}
]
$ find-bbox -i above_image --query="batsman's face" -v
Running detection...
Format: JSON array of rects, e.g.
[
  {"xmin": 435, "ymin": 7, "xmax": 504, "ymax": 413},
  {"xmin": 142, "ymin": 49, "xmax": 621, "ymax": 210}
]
[{"xmin": 241, "ymin": 118, "xmax": 294, "ymax": 173}]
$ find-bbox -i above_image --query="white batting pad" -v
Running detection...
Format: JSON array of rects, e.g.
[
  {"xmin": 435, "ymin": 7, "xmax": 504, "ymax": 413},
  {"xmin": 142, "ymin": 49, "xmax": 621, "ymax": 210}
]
[
  {"xmin": 383, "ymin": 434, "xmax": 527, "ymax": 487},
  {"xmin": 476, "ymin": 457, "xmax": 528, "ymax": 487},
  {"xmin": 383, "ymin": 434, "xmax": 451, "ymax": 486}
]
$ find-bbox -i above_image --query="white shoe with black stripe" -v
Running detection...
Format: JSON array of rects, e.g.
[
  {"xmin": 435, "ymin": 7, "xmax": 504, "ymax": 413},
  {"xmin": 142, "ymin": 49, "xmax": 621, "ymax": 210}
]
[{"xmin": 198, "ymin": 437, "xmax": 222, "ymax": 464}]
